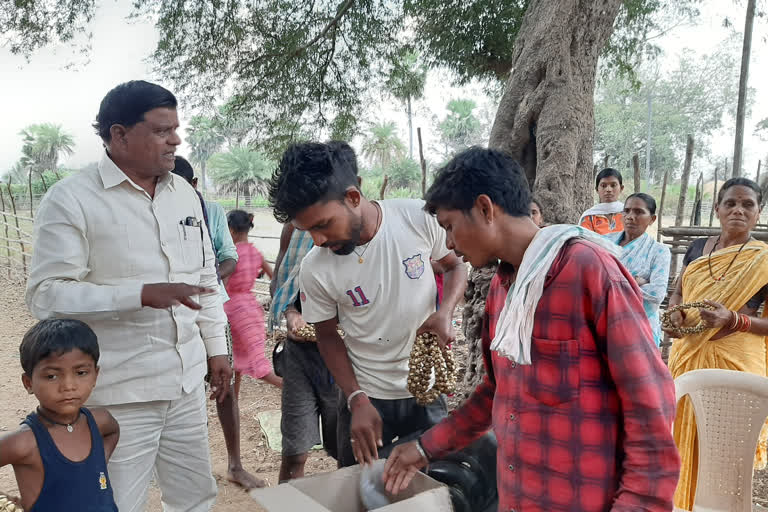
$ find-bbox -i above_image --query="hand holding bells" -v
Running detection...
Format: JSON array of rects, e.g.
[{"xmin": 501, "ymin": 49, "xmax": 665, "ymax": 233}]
[{"xmin": 407, "ymin": 333, "xmax": 457, "ymax": 406}]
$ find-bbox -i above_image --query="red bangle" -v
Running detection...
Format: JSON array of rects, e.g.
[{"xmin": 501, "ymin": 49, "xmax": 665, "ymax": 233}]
[{"xmin": 740, "ymin": 314, "xmax": 752, "ymax": 332}]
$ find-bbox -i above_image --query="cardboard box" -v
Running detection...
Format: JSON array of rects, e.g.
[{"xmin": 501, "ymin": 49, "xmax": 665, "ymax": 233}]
[{"xmin": 251, "ymin": 464, "xmax": 453, "ymax": 511}]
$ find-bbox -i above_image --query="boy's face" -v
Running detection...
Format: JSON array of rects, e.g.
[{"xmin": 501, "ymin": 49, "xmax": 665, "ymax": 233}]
[
  {"xmin": 435, "ymin": 203, "xmax": 495, "ymax": 268},
  {"xmin": 597, "ymin": 176, "xmax": 623, "ymax": 203},
  {"xmin": 22, "ymin": 349, "xmax": 98, "ymax": 419}
]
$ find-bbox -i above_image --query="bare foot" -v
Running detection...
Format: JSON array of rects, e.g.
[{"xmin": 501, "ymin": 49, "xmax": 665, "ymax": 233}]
[{"xmin": 227, "ymin": 467, "xmax": 267, "ymax": 490}]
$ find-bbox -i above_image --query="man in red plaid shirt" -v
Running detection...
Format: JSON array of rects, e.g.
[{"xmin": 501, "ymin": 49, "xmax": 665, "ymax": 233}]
[{"xmin": 383, "ymin": 148, "xmax": 680, "ymax": 511}]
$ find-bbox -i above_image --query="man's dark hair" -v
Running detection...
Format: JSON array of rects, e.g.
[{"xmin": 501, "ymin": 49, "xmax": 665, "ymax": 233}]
[
  {"xmin": 625, "ymin": 192, "xmax": 657, "ymax": 215},
  {"xmin": 530, "ymin": 197, "xmax": 543, "ymax": 211},
  {"xmin": 717, "ymin": 177, "xmax": 763, "ymax": 206},
  {"xmin": 20, "ymin": 319, "xmax": 99, "ymax": 376},
  {"xmin": 595, "ymin": 168, "xmax": 623, "ymax": 190},
  {"xmin": 172, "ymin": 156, "xmax": 195, "ymax": 184},
  {"xmin": 327, "ymin": 140, "xmax": 359, "ymax": 177},
  {"xmin": 268, "ymin": 142, "xmax": 359, "ymax": 224},
  {"xmin": 93, "ymin": 80, "xmax": 177, "ymax": 142},
  {"xmin": 227, "ymin": 209, "xmax": 254, "ymax": 233},
  {"xmin": 424, "ymin": 147, "xmax": 531, "ymax": 217}
]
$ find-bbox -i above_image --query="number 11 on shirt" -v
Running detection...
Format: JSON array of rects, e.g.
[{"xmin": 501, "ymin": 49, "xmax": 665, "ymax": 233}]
[{"xmin": 345, "ymin": 286, "xmax": 370, "ymax": 307}]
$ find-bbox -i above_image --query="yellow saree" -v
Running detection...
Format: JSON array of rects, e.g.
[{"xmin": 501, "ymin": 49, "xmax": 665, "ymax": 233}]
[{"xmin": 669, "ymin": 240, "xmax": 768, "ymax": 510}]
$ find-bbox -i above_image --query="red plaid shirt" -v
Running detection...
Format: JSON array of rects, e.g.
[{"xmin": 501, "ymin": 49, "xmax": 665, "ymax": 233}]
[{"xmin": 421, "ymin": 240, "xmax": 679, "ymax": 512}]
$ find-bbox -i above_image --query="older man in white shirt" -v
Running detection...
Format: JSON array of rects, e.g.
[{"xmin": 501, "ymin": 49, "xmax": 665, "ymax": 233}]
[{"xmin": 26, "ymin": 80, "xmax": 230, "ymax": 512}]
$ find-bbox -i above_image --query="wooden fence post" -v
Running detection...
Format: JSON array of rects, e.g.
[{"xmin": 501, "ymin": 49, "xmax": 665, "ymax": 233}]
[
  {"xmin": 27, "ymin": 168, "xmax": 34, "ymax": 218},
  {"xmin": 417, "ymin": 128, "xmax": 427, "ymax": 198},
  {"xmin": 657, "ymin": 169, "xmax": 670, "ymax": 243},
  {"xmin": 0, "ymin": 185, "xmax": 11, "ymax": 278},
  {"xmin": 675, "ymin": 135, "xmax": 695, "ymax": 227},
  {"xmin": 709, "ymin": 166, "xmax": 719, "ymax": 227},
  {"xmin": 6, "ymin": 182, "xmax": 27, "ymax": 275},
  {"xmin": 632, "ymin": 154, "xmax": 641, "ymax": 193},
  {"xmin": 690, "ymin": 172, "xmax": 703, "ymax": 226}
]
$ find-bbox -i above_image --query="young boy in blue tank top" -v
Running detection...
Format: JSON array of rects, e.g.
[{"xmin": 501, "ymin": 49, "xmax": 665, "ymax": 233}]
[{"xmin": 0, "ymin": 319, "xmax": 119, "ymax": 511}]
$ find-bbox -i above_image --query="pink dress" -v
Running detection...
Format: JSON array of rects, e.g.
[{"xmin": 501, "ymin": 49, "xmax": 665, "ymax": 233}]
[{"xmin": 224, "ymin": 242, "xmax": 272, "ymax": 379}]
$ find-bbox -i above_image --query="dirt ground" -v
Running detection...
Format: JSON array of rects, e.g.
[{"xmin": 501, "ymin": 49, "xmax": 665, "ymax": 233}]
[
  {"xmin": 2, "ymin": 277, "xmax": 767, "ymax": 510},
  {"xmin": 0, "ymin": 277, "xmax": 470, "ymax": 511}
]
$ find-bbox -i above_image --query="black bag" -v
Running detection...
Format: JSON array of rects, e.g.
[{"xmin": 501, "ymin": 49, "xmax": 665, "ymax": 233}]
[
  {"xmin": 272, "ymin": 339, "xmax": 285, "ymax": 378},
  {"xmin": 426, "ymin": 432, "xmax": 498, "ymax": 512}
]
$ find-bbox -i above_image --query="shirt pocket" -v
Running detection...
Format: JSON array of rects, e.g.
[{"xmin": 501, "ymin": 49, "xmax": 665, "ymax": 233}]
[
  {"xmin": 522, "ymin": 337, "xmax": 580, "ymax": 407},
  {"xmin": 177, "ymin": 222, "xmax": 205, "ymax": 270}
]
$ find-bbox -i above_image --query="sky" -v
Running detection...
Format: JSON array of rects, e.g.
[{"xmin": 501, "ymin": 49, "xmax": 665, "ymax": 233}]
[{"xmin": 0, "ymin": 0, "xmax": 766, "ymax": 176}]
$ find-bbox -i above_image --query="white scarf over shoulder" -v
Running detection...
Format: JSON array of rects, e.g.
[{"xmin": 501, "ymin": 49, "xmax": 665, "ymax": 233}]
[
  {"xmin": 578, "ymin": 200, "xmax": 624, "ymax": 224},
  {"xmin": 490, "ymin": 225, "xmax": 622, "ymax": 364}
]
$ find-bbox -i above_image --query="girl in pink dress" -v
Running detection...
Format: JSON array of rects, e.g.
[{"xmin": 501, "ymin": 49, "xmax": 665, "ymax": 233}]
[{"xmin": 225, "ymin": 210, "xmax": 282, "ymax": 397}]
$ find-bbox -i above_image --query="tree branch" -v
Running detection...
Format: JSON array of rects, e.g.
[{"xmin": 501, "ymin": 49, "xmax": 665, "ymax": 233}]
[{"xmin": 292, "ymin": 0, "xmax": 355, "ymax": 57}]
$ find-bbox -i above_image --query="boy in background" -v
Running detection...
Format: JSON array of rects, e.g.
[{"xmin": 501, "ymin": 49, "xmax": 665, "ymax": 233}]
[{"xmin": 579, "ymin": 168, "xmax": 625, "ymax": 234}]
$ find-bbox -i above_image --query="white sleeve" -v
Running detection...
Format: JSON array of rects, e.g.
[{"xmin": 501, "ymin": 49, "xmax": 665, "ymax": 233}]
[
  {"xmin": 26, "ymin": 185, "xmax": 143, "ymax": 320},
  {"xmin": 298, "ymin": 259, "xmax": 338, "ymax": 324},
  {"xmin": 424, "ymin": 209, "xmax": 450, "ymax": 261}
]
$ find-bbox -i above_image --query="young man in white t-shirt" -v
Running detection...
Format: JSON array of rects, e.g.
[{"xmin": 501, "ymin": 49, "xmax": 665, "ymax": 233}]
[{"xmin": 268, "ymin": 142, "xmax": 467, "ymax": 466}]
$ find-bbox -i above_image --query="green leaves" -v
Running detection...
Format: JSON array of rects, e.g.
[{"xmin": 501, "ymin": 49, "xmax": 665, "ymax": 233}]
[
  {"xmin": 437, "ymin": 98, "xmax": 482, "ymax": 155},
  {"xmin": 361, "ymin": 122, "xmax": 406, "ymax": 169},
  {"xmin": 207, "ymin": 146, "xmax": 275, "ymax": 198},
  {"xmin": 18, "ymin": 123, "xmax": 75, "ymax": 179}
]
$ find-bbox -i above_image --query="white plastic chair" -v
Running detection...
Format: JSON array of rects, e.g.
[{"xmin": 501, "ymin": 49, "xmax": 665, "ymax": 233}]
[{"xmin": 673, "ymin": 369, "xmax": 768, "ymax": 512}]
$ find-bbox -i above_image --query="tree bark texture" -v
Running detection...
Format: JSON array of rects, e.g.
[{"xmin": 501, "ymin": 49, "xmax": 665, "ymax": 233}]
[
  {"xmin": 461, "ymin": 0, "xmax": 624, "ymax": 397},
  {"xmin": 733, "ymin": 0, "xmax": 756, "ymax": 177},
  {"xmin": 489, "ymin": 0, "xmax": 622, "ymax": 225}
]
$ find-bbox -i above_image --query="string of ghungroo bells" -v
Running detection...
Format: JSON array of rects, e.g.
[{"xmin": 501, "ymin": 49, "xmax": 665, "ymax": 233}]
[
  {"xmin": 292, "ymin": 325, "xmax": 344, "ymax": 341},
  {"xmin": 407, "ymin": 333, "xmax": 457, "ymax": 406},
  {"xmin": 0, "ymin": 495, "xmax": 20, "ymax": 512},
  {"xmin": 660, "ymin": 301, "xmax": 716, "ymax": 337}
]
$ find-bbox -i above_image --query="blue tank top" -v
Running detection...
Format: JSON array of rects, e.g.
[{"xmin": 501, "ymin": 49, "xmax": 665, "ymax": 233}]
[{"xmin": 22, "ymin": 408, "xmax": 118, "ymax": 512}]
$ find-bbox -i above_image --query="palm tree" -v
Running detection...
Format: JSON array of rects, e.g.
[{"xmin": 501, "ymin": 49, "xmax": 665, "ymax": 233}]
[
  {"xmin": 437, "ymin": 99, "xmax": 482, "ymax": 155},
  {"xmin": 385, "ymin": 50, "xmax": 427, "ymax": 159},
  {"xmin": 186, "ymin": 115, "xmax": 224, "ymax": 193},
  {"xmin": 19, "ymin": 123, "xmax": 75, "ymax": 180},
  {"xmin": 361, "ymin": 122, "xmax": 406, "ymax": 170},
  {"xmin": 207, "ymin": 147, "xmax": 275, "ymax": 207}
]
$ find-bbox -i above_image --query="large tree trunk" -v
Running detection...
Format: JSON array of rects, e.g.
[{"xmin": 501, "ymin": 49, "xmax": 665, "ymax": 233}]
[
  {"xmin": 733, "ymin": 0, "xmax": 756, "ymax": 177},
  {"xmin": 489, "ymin": 0, "xmax": 622, "ymax": 223},
  {"xmin": 461, "ymin": 0, "xmax": 624, "ymax": 392}
]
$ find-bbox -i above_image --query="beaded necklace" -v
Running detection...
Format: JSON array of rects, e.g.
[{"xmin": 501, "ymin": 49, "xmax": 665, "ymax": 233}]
[{"xmin": 707, "ymin": 236, "xmax": 750, "ymax": 282}]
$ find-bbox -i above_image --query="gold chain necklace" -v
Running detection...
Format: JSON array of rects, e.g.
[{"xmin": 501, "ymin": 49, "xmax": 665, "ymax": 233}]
[{"xmin": 353, "ymin": 202, "xmax": 381, "ymax": 264}]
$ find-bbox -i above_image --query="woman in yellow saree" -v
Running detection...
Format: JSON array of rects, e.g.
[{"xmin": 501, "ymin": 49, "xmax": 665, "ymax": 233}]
[{"xmin": 665, "ymin": 177, "xmax": 768, "ymax": 510}]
